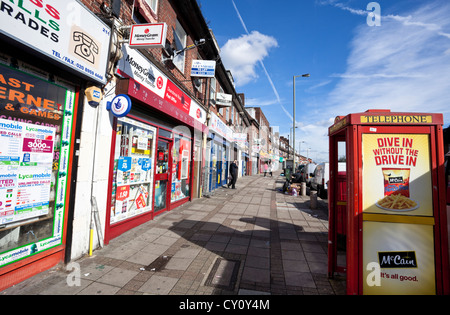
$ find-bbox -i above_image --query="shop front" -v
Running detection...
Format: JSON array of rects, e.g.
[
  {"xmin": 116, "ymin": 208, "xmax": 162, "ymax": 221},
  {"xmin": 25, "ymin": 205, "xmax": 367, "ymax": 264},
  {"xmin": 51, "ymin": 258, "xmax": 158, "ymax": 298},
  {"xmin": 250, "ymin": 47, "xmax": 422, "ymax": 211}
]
[
  {"xmin": 0, "ymin": 0, "xmax": 111, "ymax": 289},
  {"xmin": 0, "ymin": 62, "xmax": 77, "ymax": 290},
  {"xmin": 104, "ymin": 45, "xmax": 207, "ymax": 242},
  {"xmin": 207, "ymin": 112, "xmax": 234, "ymax": 192}
]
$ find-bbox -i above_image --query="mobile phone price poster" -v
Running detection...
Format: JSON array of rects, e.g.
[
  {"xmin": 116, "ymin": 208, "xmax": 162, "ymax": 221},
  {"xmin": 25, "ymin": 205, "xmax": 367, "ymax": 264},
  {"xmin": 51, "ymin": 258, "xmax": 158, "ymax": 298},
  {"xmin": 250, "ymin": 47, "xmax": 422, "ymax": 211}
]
[{"xmin": 0, "ymin": 121, "xmax": 55, "ymax": 224}]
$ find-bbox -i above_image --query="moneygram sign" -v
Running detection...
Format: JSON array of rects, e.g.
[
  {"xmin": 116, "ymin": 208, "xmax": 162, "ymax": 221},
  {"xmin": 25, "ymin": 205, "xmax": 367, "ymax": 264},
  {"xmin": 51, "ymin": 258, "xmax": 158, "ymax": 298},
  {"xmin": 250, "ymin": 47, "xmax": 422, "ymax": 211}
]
[
  {"xmin": 129, "ymin": 23, "xmax": 167, "ymax": 49},
  {"xmin": 0, "ymin": 0, "xmax": 111, "ymax": 84}
]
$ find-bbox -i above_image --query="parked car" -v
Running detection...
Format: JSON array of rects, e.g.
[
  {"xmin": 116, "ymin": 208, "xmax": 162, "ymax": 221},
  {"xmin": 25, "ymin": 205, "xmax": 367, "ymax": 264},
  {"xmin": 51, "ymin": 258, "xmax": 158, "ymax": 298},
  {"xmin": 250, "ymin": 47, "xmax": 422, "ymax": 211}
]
[
  {"xmin": 300, "ymin": 163, "xmax": 317, "ymax": 186},
  {"xmin": 310, "ymin": 162, "xmax": 346, "ymax": 199}
]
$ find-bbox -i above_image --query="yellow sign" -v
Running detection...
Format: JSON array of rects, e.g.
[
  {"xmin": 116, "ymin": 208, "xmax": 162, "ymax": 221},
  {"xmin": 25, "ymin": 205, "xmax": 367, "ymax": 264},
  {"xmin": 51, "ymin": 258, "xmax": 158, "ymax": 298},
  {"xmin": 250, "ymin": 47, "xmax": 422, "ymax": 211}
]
[
  {"xmin": 363, "ymin": 221, "xmax": 436, "ymax": 295},
  {"xmin": 362, "ymin": 133, "xmax": 436, "ymax": 295},
  {"xmin": 362, "ymin": 134, "xmax": 433, "ymax": 217},
  {"xmin": 360, "ymin": 115, "xmax": 433, "ymax": 124}
]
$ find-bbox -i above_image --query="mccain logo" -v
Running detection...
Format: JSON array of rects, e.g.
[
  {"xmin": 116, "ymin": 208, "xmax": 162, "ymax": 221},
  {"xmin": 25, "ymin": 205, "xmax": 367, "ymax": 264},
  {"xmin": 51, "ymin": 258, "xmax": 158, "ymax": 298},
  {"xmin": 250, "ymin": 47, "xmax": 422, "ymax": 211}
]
[{"xmin": 378, "ymin": 251, "xmax": 417, "ymax": 269}]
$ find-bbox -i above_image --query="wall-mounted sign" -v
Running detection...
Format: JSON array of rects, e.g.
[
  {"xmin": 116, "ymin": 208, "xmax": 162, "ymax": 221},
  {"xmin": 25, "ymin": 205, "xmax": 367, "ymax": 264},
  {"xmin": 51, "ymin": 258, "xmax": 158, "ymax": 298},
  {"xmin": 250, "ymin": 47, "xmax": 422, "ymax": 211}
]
[
  {"xmin": 216, "ymin": 92, "xmax": 232, "ymax": 107},
  {"xmin": 191, "ymin": 60, "xmax": 216, "ymax": 78},
  {"xmin": 209, "ymin": 111, "xmax": 233, "ymax": 141},
  {"xmin": 107, "ymin": 94, "xmax": 132, "ymax": 117},
  {"xmin": 129, "ymin": 23, "xmax": 167, "ymax": 49},
  {"xmin": 0, "ymin": 0, "xmax": 111, "ymax": 84},
  {"xmin": 117, "ymin": 45, "xmax": 206, "ymax": 126},
  {"xmin": 233, "ymin": 133, "xmax": 247, "ymax": 144}
]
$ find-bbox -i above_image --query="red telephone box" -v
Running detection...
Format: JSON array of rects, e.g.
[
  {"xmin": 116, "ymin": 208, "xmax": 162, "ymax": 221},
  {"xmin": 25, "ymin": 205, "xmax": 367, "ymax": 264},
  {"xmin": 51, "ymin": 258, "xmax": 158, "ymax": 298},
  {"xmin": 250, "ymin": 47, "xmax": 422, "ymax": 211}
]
[{"xmin": 328, "ymin": 109, "xmax": 449, "ymax": 295}]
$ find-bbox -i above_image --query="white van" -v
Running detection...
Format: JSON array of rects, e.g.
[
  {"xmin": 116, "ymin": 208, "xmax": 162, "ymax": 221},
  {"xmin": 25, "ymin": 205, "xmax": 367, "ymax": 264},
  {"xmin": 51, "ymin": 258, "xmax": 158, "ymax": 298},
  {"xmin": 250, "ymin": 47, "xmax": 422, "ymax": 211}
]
[
  {"xmin": 300, "ymin": 163, "xmax": 317, "ymax": 186},
  {"xmin": 311, "ymin": 162, "xmax": 345, "ymax": 199}
]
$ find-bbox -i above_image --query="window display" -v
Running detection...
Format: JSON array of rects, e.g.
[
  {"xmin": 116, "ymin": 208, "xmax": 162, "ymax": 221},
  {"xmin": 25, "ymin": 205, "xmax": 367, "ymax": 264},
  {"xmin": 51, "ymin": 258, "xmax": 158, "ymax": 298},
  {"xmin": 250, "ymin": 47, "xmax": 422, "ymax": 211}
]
[
  {"xmin": 0, "ymin": 63, "xmax": 74, "ymax": 266},
  {"xmin": 110, "ymin": 117, "xmax": 156, "ymax": 224},
  {"xmin": 154, "ymin": 138, "xmax": 170, "ymax": 212}
]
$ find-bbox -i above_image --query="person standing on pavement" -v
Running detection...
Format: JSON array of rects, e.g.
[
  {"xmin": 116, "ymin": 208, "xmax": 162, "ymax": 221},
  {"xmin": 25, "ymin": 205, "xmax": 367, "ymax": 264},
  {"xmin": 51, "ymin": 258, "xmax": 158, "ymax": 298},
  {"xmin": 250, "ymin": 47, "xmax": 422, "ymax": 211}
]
[
  {"xmin": 228, "ymin": 160, "xmax": 239, "ymax": 189},
  {"xmin": 264, "ymin": 162, "xmax": 268, "ymax": 177}
]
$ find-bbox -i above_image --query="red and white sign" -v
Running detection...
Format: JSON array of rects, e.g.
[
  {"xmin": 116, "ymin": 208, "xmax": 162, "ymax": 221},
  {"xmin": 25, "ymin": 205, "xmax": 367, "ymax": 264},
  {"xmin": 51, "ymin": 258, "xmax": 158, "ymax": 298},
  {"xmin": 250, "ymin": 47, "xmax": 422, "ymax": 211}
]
[
  {"xmin": 117, "ymin": 45, "xmax": 207, "ymax": 126},
  {"xmin": 129, "ymin": 23, "xmax": 167, "ymax": 49},
  {"xmin": 22, "ymin": 138, "xmax": 53, "ymax": 154},
  {"xmin": 165, "ymin": 80, "xmax": 191, "ymax": 114},
  {"xmin": 116, "ymin": 186, "xmax": 130, "ymax": 201}
]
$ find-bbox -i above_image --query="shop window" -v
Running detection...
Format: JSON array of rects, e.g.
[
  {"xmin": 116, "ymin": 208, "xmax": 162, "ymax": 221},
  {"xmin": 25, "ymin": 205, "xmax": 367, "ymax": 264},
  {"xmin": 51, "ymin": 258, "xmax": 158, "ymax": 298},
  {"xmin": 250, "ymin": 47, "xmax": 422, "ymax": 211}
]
[
  {"xmin": 110, "ymin": 117, "xmax": 156, "ymax": 224},
  {"xmin": 0, "ymin": 63, "xmax": 75, "ymax": 266},
  {"xmin": 210, "ymin": 77, "xmax": 216, "ymax": 107},
  {"xmin": 145, "ymin": 0, "xmax": 158, "ymax": 14},
  {"xmin": 171, "ymin": 134, "xmax": 191, "ymax": 203},
  {"xmin": 173, "ymin": 20, "xmax": 187, "ymax": 73}
]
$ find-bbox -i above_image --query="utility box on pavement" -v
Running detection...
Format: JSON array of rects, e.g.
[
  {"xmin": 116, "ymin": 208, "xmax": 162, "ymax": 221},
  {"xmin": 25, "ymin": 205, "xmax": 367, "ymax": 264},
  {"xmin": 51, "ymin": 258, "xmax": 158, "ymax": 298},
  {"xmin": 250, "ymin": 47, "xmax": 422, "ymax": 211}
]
[{"xmin": 327, "ymin": 109, "xmax": 449, "ymax": 295}]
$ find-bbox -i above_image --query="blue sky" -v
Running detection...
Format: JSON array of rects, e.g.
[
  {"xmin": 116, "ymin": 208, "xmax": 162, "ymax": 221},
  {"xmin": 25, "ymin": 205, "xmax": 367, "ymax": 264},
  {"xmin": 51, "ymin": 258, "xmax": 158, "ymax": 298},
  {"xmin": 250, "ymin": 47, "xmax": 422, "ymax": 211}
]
[{"xmin": 199, "ymin": 0, "xmax": 450, "ymax": 162}]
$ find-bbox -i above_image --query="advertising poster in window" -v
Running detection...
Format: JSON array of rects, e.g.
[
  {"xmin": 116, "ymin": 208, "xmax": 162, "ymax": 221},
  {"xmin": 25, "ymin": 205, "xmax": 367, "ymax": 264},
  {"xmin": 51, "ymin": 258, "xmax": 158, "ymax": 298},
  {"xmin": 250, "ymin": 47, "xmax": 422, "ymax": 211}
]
[
  {"xmin": 110, "ymin": 117, "xmax": 156, "ymax": 224},
  {"xmin": 362, "ymin": 134, "xmax": 433, "ymax": 216},
  {"xmin": 363, "ymin": 221, "xmax": 436, "ymax": 295},
  {"xmin": 0, "ymin": 122, "xmax": 55, "ymax": 224},
  {"xmin": 0, "ymin": 63, "xmax": 74, "ymax": 267},
  {"xmin": 362, "ymin": 133, "xmax": 436, "ymax": 294}
]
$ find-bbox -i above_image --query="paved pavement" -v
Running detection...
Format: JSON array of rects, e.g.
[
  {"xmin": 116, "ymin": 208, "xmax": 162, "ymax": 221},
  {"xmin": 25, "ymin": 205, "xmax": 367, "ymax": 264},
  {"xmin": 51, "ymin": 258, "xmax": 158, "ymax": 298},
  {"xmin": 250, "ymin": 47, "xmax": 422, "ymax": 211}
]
[{"xmin": 1, "ymin": 172, "xmax": 346, "ymax": 295}]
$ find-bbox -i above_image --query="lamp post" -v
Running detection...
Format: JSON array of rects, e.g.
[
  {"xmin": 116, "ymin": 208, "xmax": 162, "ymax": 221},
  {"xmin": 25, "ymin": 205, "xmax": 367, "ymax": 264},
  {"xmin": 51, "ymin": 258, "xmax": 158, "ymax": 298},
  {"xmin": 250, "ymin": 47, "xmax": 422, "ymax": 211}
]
[
  {"xmin": 293, "ymin": 74, "xmax": 310, "ymax": 167},
  {"xmin": 290, "ymin": 126, "xmax": 297, "ymax": 161}
]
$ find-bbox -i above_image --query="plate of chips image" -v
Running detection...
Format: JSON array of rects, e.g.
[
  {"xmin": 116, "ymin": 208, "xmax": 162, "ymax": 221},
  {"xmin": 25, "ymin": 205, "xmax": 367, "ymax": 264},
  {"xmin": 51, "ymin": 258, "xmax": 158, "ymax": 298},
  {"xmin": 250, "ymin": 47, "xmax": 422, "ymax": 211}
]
[{"xmin": 376, "ymin": 193, "xmax": 419, "ymax": 212}]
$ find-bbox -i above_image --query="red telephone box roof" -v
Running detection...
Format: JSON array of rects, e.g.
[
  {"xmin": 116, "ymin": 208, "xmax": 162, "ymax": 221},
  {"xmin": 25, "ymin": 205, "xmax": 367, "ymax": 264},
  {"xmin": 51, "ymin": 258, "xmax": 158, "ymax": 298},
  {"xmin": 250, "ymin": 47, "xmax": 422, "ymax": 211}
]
[{"xmin": 329, "ymin": 109, "xmax": 444, "ymax": 136}]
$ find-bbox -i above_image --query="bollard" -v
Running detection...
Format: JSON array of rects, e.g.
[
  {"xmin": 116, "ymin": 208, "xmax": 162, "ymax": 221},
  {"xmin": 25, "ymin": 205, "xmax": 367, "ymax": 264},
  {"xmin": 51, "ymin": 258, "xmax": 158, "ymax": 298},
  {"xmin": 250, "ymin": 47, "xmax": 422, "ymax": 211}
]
[
  {"xmin": 301, "ymin": 182, "xmax": 306, "ymax": 196},
  {"xmin": 310, "ymin": 190, "xmax": 317, "ymax": 209}
]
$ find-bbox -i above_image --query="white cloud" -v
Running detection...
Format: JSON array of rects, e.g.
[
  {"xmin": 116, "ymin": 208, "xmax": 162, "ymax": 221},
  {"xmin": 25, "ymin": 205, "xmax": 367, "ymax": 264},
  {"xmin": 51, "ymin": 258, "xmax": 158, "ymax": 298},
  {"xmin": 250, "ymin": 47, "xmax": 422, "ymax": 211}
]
[
  {"xmin": 306, "ymin": 80, "xmax": 333, "ymax": 92},
  {"xmin": 245, "ymin": 98, "xmax": 279, "ymax": 107},
  {"xmin": 221, "ymin": 31, "xmax": 278, "ymax": 87},
  {"xmin": 326, "ymin": 2, "xmax": 450, "ymax": 120}
]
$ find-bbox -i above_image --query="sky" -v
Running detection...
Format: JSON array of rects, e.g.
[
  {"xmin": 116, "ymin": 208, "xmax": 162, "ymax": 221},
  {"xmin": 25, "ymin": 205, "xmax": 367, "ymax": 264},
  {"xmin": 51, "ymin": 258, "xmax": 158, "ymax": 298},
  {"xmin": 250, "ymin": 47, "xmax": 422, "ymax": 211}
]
[{"xmin": 198, "ymin": 0, "xmax": 450, "ymax": 162}]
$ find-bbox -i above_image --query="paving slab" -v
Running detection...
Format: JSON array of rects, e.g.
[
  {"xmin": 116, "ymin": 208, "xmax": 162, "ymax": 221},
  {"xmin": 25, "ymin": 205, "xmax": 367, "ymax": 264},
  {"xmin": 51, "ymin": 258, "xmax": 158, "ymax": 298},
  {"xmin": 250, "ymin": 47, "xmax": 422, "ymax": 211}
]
[{"xmin": 1, "ymin": 172, "xmax": 346, "ymax": 296}]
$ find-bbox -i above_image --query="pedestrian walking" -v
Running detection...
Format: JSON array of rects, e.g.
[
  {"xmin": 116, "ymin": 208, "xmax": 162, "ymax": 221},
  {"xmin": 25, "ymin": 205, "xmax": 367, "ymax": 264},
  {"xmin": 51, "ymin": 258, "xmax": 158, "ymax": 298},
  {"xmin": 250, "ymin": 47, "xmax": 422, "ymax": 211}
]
[
  {"xmin": 227, "ymin": 160, "xmax": 238, "ymax": 189},
  {"xmin": 269, "ymin": 161, "xmax": 273, "ymax": 177},
  {"xmin": 264, "ymin": 162, "xmax": 268, "ymax": 177}
]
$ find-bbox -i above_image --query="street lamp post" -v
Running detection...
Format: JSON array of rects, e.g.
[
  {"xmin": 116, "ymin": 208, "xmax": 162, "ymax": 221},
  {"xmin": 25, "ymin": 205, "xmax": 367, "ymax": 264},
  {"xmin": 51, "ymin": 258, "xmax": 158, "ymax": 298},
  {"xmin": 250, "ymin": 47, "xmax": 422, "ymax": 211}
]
[
  {"xmin": 299, "ymin": 140, "xmax": 305, "ymax": 161},
  {"xmin": 290, "ymin": 126, "xmax": 297, "ymax": 161},
  {"xmin": 293, "ymin": 73, "xmax": 310, "ymax": 167}
]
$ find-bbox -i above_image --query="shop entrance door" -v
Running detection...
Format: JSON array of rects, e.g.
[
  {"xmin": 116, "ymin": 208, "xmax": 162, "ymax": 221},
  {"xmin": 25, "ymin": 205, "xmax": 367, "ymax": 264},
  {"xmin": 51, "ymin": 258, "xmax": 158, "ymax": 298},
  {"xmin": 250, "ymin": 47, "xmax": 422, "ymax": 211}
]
[{"xmin": 154, "ymin": 138, "xmax": 172, "ymax": 213}]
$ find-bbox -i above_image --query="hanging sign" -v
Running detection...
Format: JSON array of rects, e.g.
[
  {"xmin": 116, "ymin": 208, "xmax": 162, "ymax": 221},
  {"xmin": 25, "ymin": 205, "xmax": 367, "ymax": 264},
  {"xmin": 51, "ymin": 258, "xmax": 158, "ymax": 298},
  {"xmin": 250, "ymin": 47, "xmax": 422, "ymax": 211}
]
[
  {"xmin": 107, "ymin": 94, "xmax": 132, "ymax": 117},
  {"xmin": 129, "ymin": 23, "xmax": 167, "ymax": 49},
  {"xmin": 216, "ymin": 92, "xmax": 232, "ymax": 107},
  {"xmin": 191, "ymin": 60, "xmax": 216, "ymax": 78}
]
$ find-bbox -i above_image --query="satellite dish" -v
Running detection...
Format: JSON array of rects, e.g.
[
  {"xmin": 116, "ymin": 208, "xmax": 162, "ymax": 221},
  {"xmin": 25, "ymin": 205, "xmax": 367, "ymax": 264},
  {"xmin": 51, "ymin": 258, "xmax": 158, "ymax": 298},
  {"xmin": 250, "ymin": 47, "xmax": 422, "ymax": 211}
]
[
  {"xmin": 163, "ymin": 41, "xmax": 174, "ymax": 58},
  {"xmin": 193, "ymin": 78, "xmax": 201, "ymax": 88}
]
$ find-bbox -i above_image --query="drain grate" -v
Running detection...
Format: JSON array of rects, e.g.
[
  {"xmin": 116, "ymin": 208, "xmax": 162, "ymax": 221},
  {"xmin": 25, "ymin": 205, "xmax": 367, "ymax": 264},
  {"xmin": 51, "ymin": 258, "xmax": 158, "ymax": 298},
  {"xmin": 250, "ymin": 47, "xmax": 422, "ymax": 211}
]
[
  {"xmin": 146, "ymin": 255, "xmax": 172, "ymax": 271},
  {"xmin": 204, "ymin": 258, "xmax": 240, "ymax": 291}
]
